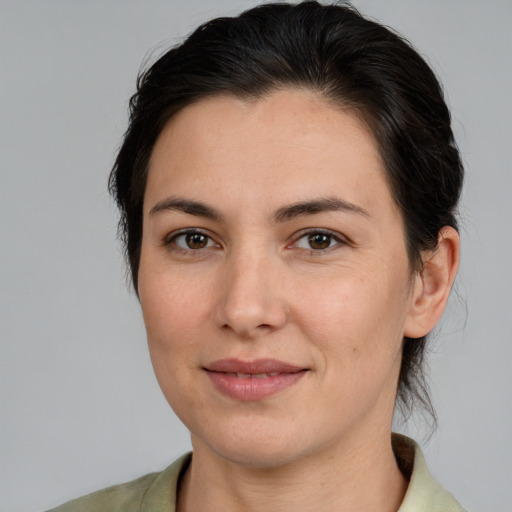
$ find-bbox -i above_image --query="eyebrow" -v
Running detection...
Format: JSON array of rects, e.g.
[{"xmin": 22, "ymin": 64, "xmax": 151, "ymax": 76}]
[
  {"xmin": 148, "ymin": 196, "xmax": 370, "ymax": 223},
  {"xmin": 273, "ymin": 197, "xmax": 370, "ymax": 222},
  {"xmin": 149, "ymin": 198, "xmax": 224, "ymax": 221}
]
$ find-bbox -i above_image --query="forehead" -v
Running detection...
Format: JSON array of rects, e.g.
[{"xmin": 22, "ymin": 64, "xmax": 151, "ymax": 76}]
[{"xmin": 146, "ymin": 89, "xmax": 392, "ymax": 216}]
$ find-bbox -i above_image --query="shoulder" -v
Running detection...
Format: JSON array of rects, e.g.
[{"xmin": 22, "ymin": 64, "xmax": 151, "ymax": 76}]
[
  {"xmin": 46, "ymin": 472, "xmax": 159, "ymax": 512},
  {"xmin": 393, "ymin": 434, "xmax": 467, "ymax": 512},
  {"xmin": 45, "ymin": 454, "xmax": 191, "ymax": 512}
]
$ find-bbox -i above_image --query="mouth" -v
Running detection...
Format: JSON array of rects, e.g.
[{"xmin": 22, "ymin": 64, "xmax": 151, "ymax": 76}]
[{"xmin": 204, "ymin": 358, "xmax": 308, "ymax": 401}]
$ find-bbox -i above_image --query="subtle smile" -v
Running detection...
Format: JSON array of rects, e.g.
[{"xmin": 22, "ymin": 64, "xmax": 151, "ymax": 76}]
[{"xmin": 204, "ymin": 358, "xmax": 308, "ymax": 401}]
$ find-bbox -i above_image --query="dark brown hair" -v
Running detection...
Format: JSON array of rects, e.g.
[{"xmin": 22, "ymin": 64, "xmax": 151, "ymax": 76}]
[{"xmin": 109, "ymin": 1, "xmax": 463, "ymax": 421}]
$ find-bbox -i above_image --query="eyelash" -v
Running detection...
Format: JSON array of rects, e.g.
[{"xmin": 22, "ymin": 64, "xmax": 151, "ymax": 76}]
[
  {"xmin": 164, "ymin": 229, "xmax": 219, "ymax": 254},
  {"xmin": 163, "ymin": 228, "xmax": 347, "ymax": 254},
  {"xmin": 290, "ymin": 229, "xmax": 346, "ymax": 253}
]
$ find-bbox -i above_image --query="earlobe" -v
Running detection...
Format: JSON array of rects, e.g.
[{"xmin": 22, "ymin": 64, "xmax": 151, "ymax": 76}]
[{"xmin": 404, "ymin": 226, "xmax": 460, "ymax": 339}]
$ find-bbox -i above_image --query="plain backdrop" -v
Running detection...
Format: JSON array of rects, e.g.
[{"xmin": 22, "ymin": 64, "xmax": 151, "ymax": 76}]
[{"xmin": 1, "ymin": 1, "xmax": 511, "ymax": 511}]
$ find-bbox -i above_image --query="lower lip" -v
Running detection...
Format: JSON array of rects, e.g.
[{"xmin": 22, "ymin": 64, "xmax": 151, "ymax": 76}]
[{"xmin": 206, "ymin": 371, "xmax": 307, "ymax": 401}]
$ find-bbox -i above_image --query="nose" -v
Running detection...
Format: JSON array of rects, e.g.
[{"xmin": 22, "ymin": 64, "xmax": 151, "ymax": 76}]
[{"xmin": 213, "ymin": 251, "xmax": 287, "ymax": 339}]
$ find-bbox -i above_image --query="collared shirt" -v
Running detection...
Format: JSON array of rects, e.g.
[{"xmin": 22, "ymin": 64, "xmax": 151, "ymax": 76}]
[{"xmin": 48, "ymin": 435, "xmax": 466, "ymax": 512}]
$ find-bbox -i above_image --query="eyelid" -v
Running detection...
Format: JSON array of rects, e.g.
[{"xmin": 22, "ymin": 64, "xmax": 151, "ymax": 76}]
[
  {"xmin": 163, "ymin": 228, "xmax": 220, "ymax": 250},
  {"xmin": 162, "ymin": 227, "xmax": 348, "ymax": 252},
  {"xmin": 289, "ymin": 228, "xmax": 349, "ymax": 251},
  {"xmin": 164, "ymin": 227, "xmax": 201, "ymax": 244}
]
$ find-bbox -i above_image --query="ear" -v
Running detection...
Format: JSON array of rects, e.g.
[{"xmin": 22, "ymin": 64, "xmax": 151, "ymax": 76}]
[{"xmin": 404, "ymin": 226, "xmax": 460, "ymax": 339}]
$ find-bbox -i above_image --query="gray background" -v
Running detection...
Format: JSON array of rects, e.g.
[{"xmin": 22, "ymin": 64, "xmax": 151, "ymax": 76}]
[{"xmin": 1, "ymin": 1, "xmax": 510, "ymax": 511}]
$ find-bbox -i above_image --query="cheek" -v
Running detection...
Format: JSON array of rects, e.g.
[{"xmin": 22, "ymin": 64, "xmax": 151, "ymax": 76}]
[
  {"xmin": 138, "ymin": 271, "xmax": 212, "ymax": 414},
  {"xmin": 293, "ymin": 265, "xmax": 410, "ymax": 366},
  {"xmin": 139, "ymin": 261, "xmax": 212, "ymax": 341},
  {"xmin": 138, "ymin": 273, "xmax": 204, "ymax": 398}
]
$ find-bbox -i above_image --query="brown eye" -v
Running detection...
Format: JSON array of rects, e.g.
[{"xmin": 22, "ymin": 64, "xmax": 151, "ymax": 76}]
[
  {"xmin": 293, "ymin": 230, "xmax": 343, "ymax": 252},
  {"xmin": 171, "ymin": 231, "xmax": 216, "ymax": 251},
  {"xmin": 307, "ymin": 233, "xmax": 332, "ymax": 250},
  {"xmin": 185, "ymin": 233, "xmax": 208, "ymax": 249}
]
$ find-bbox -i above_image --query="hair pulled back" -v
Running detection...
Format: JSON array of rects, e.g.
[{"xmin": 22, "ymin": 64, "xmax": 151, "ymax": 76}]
[{"xmin": 109, "ymin": 1, "xmax": 464, "ymax": 421}]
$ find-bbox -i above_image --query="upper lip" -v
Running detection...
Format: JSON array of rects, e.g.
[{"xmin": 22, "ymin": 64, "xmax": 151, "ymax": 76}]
[{"xmin": 205, "ymin": 358, "xmax": 306, "ymax": 374}]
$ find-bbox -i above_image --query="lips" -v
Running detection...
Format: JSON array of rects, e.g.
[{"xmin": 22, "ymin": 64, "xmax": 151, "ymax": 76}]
[{"xmin": 204, "ymin": 358, "xmax": 307, "ymax": 401}]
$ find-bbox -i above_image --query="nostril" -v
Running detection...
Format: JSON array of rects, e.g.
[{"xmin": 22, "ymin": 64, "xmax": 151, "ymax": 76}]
[
  {"xmin": 213, "ymin": 261, "xmax": 287, "ymax": 336},
  {"xmin": 216, "ymin": 303, "xmax": 287, "ymax": 338}
]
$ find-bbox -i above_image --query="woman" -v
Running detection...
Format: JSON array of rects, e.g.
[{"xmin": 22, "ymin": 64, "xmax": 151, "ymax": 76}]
[{"xmin": 50, "ymin": 2, "xmax": 464, "ymax": 511}]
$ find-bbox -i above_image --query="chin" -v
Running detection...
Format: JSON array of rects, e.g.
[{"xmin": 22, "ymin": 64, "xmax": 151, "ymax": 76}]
[
  {"xmin": 190, "ymin": 418, "xmax": 323, "ymax": 470},
  {"xmin": 214, "ymin": 442, "xmax": 308, "ymax": 470}
]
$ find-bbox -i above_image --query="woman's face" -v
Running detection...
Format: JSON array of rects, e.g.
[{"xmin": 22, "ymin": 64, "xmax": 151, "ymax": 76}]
[{"xmin": 138, "ymin": 90, "xmax": 420, "ymax": 468}]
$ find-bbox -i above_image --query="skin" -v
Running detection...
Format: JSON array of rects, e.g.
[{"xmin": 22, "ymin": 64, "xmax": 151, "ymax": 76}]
[{"xmin": 138, "ymin": 89, "xmax": 459, "ymax": 512}]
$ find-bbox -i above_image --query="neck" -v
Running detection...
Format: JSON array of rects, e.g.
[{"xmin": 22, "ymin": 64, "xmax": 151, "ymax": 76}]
[{"xmin": 177, "ymin": 430, "xmax": 408, "ymax": 512}]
